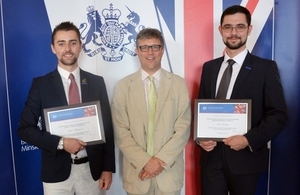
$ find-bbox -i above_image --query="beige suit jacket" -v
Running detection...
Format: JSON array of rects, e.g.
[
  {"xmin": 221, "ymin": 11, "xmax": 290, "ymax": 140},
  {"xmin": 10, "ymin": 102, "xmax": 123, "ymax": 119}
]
[{"xmin": 112, "ymin": 69, "xmax": 191, "ymax": 194}]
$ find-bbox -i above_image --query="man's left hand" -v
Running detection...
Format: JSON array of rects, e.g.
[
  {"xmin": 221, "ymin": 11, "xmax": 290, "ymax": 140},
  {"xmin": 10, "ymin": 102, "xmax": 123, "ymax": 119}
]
[
  {"xmin": 99, "ymin": 171, "xmax": 112, "ymax": 190},
  {"xmin": 223, "ymin": 135, "xmax": 249, "ymax": 151}
]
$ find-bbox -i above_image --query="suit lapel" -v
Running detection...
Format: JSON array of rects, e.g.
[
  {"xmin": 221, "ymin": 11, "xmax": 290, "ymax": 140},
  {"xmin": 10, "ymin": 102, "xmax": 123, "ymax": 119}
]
[
  {"xmin": 231, "ymin": 53, "xmax": 253, "ymax": 98},
  {"xmin": 211, "ymin": 58, "xmax": 223, "ymax": 98},
  {"xmin": 51, "ymin": 70, "xmax": 68, "ymax": 105},
  {"xmin": 155, "ymin": 70, "xmax": 171, "ymax": 122},
  {"xmin": 80, "ymin": 70, "xmax": 89, "ymax": 103},
  {"xmin": 130, "ymin": 72, "xmax": 148, "ymax": 127}
]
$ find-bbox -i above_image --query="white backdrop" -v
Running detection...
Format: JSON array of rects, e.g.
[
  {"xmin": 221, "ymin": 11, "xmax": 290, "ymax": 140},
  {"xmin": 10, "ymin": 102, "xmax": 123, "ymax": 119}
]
[{"xmin": 44, "ymin": 1, "xmax": 184, "ymax": 194}]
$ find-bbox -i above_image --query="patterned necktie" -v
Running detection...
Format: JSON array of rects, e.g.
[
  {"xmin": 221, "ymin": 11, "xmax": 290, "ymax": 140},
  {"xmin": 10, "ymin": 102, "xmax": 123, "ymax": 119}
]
[
  {"xmin": 69, "ymin": 73, "xmax": 80, "ymax": 105},
  {"xmin": 147, "ymin": 76, "xmax": 157, "ymax": 156},
  {"xmin": 216, "ymin": 59, "xmax": 235, "ymax": 99}
]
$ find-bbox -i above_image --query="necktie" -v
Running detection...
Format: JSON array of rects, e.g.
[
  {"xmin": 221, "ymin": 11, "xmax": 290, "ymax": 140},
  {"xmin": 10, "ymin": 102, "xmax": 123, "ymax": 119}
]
[
  {"xmin": 69, "ymin": 73, "xmax": 80, "ymax": 105},
  {"xmin": 147, "ymin": 76, "xmax": 157, "ymax": 156},
  {"xmin": 216, "ymin": 59, "xmax": 235, "ymax": 99}
]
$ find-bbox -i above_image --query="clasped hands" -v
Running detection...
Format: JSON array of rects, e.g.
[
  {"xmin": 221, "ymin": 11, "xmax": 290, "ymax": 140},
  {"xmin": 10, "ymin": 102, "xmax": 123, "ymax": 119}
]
[
  {"xmin": 198, "ymin": 135, "xmax": 249, "ymax": 152},
  {"xmin": 139, "ymin": 157, "xmax": 167, "ymax": 181}
]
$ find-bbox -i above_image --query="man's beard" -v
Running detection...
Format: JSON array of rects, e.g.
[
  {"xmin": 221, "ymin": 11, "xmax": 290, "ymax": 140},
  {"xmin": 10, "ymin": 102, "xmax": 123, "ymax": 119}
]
[
  {"xmin": 60, "ymin": 52, "xmax": 78, "ymax": 66},
  {"xmin": 60, "ymin": 58, "xmax": 77, "ymax": 66},
  {"xmin": 224, "ymin": 36, "xmax": 247, "ymax": 50}
]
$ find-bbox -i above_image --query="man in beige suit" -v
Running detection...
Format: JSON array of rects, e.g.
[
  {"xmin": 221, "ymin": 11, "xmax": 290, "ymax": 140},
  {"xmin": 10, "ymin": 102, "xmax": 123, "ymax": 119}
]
[{"xmin": 111, "ymin": 28, "xmax": 191, "ymax": 195}]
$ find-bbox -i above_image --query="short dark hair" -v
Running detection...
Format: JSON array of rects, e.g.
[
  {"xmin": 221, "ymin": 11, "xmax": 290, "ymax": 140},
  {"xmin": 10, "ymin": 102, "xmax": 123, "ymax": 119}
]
[
  {"xmin": 136, "ymin": 28, "xmax": 165, "ymax": 48},
  {"xmin": 51, "ymin": 21, "xmax": 81, "ymax": 45},
  {"xmin": 220, "ymin": 5, "xmax": 251, "ymax": 26}
]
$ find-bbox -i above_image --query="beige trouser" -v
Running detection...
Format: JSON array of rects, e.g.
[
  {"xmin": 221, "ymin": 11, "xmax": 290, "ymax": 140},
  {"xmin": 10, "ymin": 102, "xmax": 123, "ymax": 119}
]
[
  {"xmin": 127, "ymin": 178, "xmax": 181, "ymax": 195},
  {"xmin": 43, "ymin": 162, "xmax": 100, "ymax": 195}
]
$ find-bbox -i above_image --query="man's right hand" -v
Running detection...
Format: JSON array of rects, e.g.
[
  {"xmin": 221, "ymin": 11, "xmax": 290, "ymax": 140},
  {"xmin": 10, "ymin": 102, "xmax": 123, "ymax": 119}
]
[
  {"xmin": 139, "ymin": 157, "xmax": 167, "ymax": 180},
  {"xmin": 197, "ymin": 140, "xmax": 217, "ymax": 152},
  {"xmin": 62, "ymin": 138, "xmax": 87, "ymax": 154}
]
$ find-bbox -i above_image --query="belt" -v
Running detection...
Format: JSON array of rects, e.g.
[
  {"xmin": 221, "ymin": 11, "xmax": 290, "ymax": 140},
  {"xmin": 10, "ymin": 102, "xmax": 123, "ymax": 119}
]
[{"xmin": 71, "ymin": 157, "xmax": 89, "ymax": 164}]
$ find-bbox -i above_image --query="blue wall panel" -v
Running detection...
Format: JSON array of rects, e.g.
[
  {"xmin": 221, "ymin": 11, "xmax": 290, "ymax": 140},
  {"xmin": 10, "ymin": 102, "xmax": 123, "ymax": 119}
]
[
  {"xmin": 0, "ymin": 2, "xmax": 15, "ymax": 194},
  {"xmin": 3, "ymin": 0, "xmax": 55, "ymax": 194},
  {"xmin": 271, "ymin": 0, "xmax": 300, "ymax": 194}
]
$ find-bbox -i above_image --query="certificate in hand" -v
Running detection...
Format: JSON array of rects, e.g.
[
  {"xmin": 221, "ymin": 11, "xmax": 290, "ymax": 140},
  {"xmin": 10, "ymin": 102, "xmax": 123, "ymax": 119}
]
[
  {"xmin": 44, "ymin": 101, "xmax": 105, "ymax": 145},
  {"xmin": 194, "ymin": 99, "xmax": 252, "ymax": 141}
]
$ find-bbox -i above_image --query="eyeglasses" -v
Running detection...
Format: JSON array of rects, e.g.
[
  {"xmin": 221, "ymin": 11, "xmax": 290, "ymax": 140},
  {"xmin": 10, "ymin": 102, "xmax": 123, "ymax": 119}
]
[
  {"xmin": 138, "ymin": 45, "xmax": 162, "ymax": 52},
  {"xmin": 221, "ymin": 25, "xmax": 248, "ymax": 33}
]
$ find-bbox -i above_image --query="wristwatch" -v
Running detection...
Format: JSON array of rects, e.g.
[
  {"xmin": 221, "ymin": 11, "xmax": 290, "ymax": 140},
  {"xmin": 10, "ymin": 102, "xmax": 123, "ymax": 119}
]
[{"xmin": 58, "ymin": 138, "xmax": 64, "ymax": 150}]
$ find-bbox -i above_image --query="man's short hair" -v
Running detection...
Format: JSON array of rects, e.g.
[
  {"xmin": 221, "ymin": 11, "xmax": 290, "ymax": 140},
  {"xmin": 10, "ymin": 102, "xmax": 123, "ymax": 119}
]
[
  {"xmin": 51, "ymin": 21, "xmax": 81, "ymax": 45},
  {"xmin": 220, "ymin": 5, "xmax": 251, "ymax": 26},
  {"xmin": 136, "ymin": 28, "xmax": 165, "ymax": 48}
]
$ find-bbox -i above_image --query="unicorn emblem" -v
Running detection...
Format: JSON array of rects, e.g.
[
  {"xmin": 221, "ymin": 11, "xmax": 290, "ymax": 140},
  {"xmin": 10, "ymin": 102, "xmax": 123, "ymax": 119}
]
[{"xmin": 121, "ymin": 6, "xmax": 145, "ymax": 46}]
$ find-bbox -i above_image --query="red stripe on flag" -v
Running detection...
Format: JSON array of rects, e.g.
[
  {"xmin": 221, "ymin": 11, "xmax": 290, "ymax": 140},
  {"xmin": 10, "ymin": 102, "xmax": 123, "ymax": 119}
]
[
  {"xmin": 245, "ymin": 0, "xmax": 259, "ymax": 14},
  {"xmin": 184, "ymin": 1, "xmax": 214, "ymax": 194}
]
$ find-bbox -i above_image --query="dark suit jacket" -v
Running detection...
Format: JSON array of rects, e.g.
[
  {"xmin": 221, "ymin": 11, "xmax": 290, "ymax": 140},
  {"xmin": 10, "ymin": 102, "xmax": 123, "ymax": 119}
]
[
  {"xmin": 18, "ymin": 69, "xmax": 115, "ymax": 182},
  {"xmin": 198, "ymin": 52, "xmax": 288, "ymax": 174}
]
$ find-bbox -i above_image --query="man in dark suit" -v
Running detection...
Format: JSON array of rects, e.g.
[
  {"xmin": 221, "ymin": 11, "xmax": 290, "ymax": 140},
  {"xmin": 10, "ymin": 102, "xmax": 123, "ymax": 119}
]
[
  {"xmin": 18, "ymin": 21, "xmax": 115, "ymax": 195},
  {"xmin": 197, "ymin": 5, "xmax": 288, "ymax": 195}
]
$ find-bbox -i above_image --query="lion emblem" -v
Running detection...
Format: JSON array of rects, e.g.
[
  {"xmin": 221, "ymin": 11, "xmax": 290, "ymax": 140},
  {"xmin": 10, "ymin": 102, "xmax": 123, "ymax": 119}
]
[{"xmin": 79, "ymin": 6, "xmax": 103, "ymax": 53}]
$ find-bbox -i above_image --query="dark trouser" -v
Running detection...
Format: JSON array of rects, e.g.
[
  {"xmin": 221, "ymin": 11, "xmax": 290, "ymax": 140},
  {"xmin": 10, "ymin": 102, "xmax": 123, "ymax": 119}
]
[{"xmin": 201, "ymin": 144, "xmax": 260, "ymax": 195}]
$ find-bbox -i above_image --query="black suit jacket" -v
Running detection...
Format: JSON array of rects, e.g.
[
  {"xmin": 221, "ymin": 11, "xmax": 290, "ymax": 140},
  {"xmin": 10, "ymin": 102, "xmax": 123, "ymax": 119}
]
[
  {"xmin": 18, "ymin": 69, "xmax": 115, "ymax": 182},
  {"xmin": 198, "ymin": 52, "xmax": 288, "ymax": 174}
]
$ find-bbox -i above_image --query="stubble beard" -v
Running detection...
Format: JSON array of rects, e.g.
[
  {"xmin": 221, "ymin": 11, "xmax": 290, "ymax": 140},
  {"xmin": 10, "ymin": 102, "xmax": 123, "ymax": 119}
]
[
  {"xmin": 60, "ymin": 56, "xmax": 78, "ymax": 66},
  {"xmin": 224, "ymin": 36, "xmax": 247, "ymax": 50}
]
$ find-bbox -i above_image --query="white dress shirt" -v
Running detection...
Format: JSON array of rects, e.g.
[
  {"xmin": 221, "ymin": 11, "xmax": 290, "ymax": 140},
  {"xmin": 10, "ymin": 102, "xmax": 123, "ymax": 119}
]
[
  {"xmin": 216, "ymin": 48, "xmax": 248, "ymax": 99},
  {"xmin": 141, "ymin": 68, "xmax": 161, "ymax": 111},
  {"xmin": 57, "ymin": 66, "xmax": 87, "ymax": 159}
]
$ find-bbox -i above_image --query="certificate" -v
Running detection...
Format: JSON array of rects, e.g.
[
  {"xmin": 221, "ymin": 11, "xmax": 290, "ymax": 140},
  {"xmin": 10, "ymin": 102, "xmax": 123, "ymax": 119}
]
[
  {"xmin": 44, "ymin": 101, "xmax": 105, "ymax": 145},
  {"xmin": 194, "ymin": 99, "xmax": 251, "ymax": 141}
]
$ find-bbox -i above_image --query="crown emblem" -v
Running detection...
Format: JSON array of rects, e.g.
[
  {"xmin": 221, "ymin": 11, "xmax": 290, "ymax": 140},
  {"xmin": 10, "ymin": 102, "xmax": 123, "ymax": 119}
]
[
  {"xmin": 86, "ymin": 5, "xmax": 95, "ymax": 13},
  {"xmin": 102, "ymin": 3, "xmax": 121, "ymax": 21}
]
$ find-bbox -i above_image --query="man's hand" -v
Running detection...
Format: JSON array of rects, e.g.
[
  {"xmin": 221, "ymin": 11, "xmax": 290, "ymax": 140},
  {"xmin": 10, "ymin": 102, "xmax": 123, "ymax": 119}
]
[
  {"xmin": 99, "ymin": 171, "xmax": 112, "ymax": 190},
  {"xmin": 62, "ymin": 138, "xmax": 87, "ymax": 154},
  {"xmin": 138, "ymin": 169, "xmax": 154, "ymax": 181},
  {"xmin": 223, "ymin": 135, "xmax": 249, "ymax": 151},
  {"xmin": 139, "ymin": 157, "xmax": 167, "ymax": 180},
  {"xmin": 198, "ymin": 140, "xmax": 217, "ymax": 152}
]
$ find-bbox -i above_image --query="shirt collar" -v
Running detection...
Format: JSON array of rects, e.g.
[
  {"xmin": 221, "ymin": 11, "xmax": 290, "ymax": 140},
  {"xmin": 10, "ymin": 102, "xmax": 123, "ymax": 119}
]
[
  {"xmin": 57, "ymin": 65, "xmax": 80, "ymax": 80},
  {"xmin": 224, "ymin": 48, "xmax": 248, "ymax": 65},
  {"xmin": 141, "ymin": 68, "xmax": 161, "ymax": 82}
]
